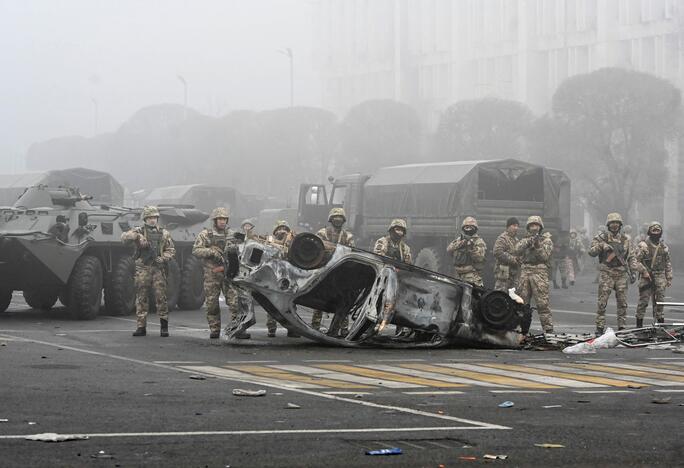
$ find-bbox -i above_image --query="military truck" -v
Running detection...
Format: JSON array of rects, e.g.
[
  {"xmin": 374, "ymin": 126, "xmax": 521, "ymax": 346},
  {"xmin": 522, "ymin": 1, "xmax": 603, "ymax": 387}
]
[
  {"xmin": 297, "ymin": 159, "xmax": 570, "ymax": 285},
  {"xmin": 0, "ymin": 185, "xmax": 207, "ymax": 318}
]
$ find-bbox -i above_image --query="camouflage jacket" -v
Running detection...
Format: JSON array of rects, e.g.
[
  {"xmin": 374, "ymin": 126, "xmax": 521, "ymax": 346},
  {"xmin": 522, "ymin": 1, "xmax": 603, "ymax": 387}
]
[
  {"xmin": 636, "ymin": 238, "xmax": 673, "ymax": 279},
  {"xmin": 121, "ymin": 225, "xmax": 175, "ymax": 266},
  {"xmin": 374, "ymin": 235, "xmax": 412, "ymax": 264},
  {"xmin": 192, "ymin": 227, "xmax": 241, "ymax": 268},
  {"xmin": 447, "ymin": 234, "xmax": 486, "ymax": 273},
  {"xmin": 493, "ymin": 231, "xmax": 519, "ymax": 278},
  {"xmin": 513, "ymin": 232, "xmax": 553, "ymax": 269},
  {"xmin": 568, "ymin": 237, "xmax": 585, "ymax": 258},
  {"xmin": 316, "ymin": 226, "xmax": 355, "ymax": 247},
  {"xmin": 588, "ymin": 232, "xmax": 643, "ymax": 273}
]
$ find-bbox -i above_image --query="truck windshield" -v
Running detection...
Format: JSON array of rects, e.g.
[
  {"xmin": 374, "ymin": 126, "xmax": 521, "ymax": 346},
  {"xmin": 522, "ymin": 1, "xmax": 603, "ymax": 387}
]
[{"xmin": 330, "ymin": 185, "xmax": 346, "ymax": 205}]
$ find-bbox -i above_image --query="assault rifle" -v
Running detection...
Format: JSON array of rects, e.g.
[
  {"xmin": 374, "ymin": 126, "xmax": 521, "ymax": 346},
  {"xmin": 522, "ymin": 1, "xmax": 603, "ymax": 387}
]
[{"xmin": 600, "ymin": 233, "xmax": 637, "ymax": 284}]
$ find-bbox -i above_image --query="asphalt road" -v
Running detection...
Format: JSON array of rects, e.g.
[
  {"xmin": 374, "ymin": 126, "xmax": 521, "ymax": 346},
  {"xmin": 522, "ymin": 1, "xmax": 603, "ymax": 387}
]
[{"xmin": 2, "ymin": 271, "xmax": 684, "ymax": 467}]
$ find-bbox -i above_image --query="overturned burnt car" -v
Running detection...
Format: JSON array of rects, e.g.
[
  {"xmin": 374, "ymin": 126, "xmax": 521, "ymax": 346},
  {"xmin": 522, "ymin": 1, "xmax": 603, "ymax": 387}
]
[{"xmin": 227, "ymin": 232, "xmax": 532, "ymax": 348}]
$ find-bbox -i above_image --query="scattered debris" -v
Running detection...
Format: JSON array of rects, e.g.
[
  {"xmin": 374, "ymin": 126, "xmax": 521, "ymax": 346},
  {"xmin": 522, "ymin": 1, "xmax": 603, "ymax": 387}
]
[
  {"xmin": 498, "ymin": 401, "xmax": 514, "ymax": 408},
  {"xmin": 366, "ymin": 447, "xmax": 402, "ymax": 456},
  {"xmin": 577, "ymin": 400, "xmax": 590, "ymax": 403},
  {"xmin": 672, "ymin": 348, "xmax": 684, "ymax": 354},
  {"xmin": 628, "ymin": 385, "xmax": 644, "ymax": 389},
  {"xmin": 28, "ymin": 422, "xmax": 37, "ymax": 425},
  {"xmin": 25, "ymin": 433, "xmax": 89, "ymax": 443},
  {"xmin": 483, "ymin": 454, "xmax": 509, "ymax": 460},
  {"xmin": 286, "ymin": 403, "xmax": 301, "ymax": 409},
  {"xmin": 189, "ymin": 375, "xmax": 207, "ymax": 380},
  {"xmin": 232, "ymin": 389, "xmax": 267, "ymax": 397},
  {"xmin": 458, "ymin": 456, "xmax": 478, "ymax": 461},
  {"xmin": 646, "ymin": 344, "xmax": 675, "ymax": 350},
  {"xmin": 563, "ymin": 328, "xmax": 618, "ymax": 354},
  {"xmin": 55, "ymin": 333, "xmax": 67, "ymax": 336},
  {"xmin": 354, "ymin": 394, "xmax": 363, "ymax": 399},
  {"xmin": 534, "ymin": 443, "xmax": 565, "ymax": 449},
  {"xmin": 90, "ymin": 450, "xmax": 115, "ymax": 459},
  {"xmin": 143, "ymin": 393, "xmax": 153, "ymax": 397},
  {"xmin": 542, "ymin": 405, "xmax": 562, "ymax": 409},
  {"xmin": 0, "ymin": 419, "xmax": 8, "ymax": 423},
  {"xmin": 652, "ymin": 397, "xmax": 672, "ymax": 405}
]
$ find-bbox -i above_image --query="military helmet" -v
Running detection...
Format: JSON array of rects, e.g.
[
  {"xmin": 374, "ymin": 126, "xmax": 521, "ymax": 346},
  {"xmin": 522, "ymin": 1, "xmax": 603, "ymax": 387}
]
[
  {"xmin": 273, "ymin": 219, "xmax": 291, "ymax": 234},
  {"xmin": 648, "ymin": 221, "xmax": 663, "ymax": 232},
  {"xmin": 241, "ymin": 218, "xmax": 256, "ymax": 228},
  {"xmin": 210, "ymin": 207, "xmax": 230, "ymax": 220},
  {"xmin": 328, "ymin": 207, "xmax": 347, "ymax": 222},
  {"xmin": 526, "ymin": 215, "xmax": 544, "ymax": 229},
  {"xmin": 605, "ymin": 212, "xmax": 623, "ymax": 226},
  {"xmin": 388, "ymin": 218, "xmax": 407, "ymax": 232},
  {"xmin": 141, "ymin": 206, "xmax": 160, "ymax": 220},
  {"xmin": 461, "ymin": 216, "xmax": 478, "ymax": 228}
]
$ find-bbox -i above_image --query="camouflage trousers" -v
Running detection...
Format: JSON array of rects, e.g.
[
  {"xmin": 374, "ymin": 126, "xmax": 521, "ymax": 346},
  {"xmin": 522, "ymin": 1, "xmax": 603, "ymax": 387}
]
[
  {"xmin": 636, "ymin": 272, "xmax": 668, "ymax": 321},
  {"xmin": 135, "ymin": 264, "xmax": 168, "ymax": 328},
  {"xmin": 494, "ymin": 265, "xmax": 519, "ymax": 292},
  {"xmin": 518, "ymin": 265, "xmax": 553, "ymax": 332},
  {"xmin": 550, "ymin": 258, "xmax": 568, "ymax": 283},
  {"xmin": 453, "ymin": 268, "xmax": 484, "ymax": 287},
  {"xmin": 596, "ymin": 269, "xmax": 628, "ymax": 330},
  {"xmin": 311, "ymin": 310, "xmax": 348, "ymax": 331},
  {"xmin": 203, "ymin": 268, "xmax": 237, "ymax": 333}
]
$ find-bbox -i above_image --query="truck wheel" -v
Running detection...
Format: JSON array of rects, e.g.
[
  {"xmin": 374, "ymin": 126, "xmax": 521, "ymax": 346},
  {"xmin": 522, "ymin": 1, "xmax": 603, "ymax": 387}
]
[
  {"xmin": 0, "ymin": 289, "xmax": 12, "ymax": 313},
  {"xmin": 166, "ymin": 259, "xmax": 181, "ymax": 310},
  {"xmin": 414, "ymin": 247, "xmax": 445, "ymax": 274},
  {"xmin": 23, "ymin": 289, "xmax": 59, "ymax": 310},
  {"xmin": 67, "ymin": 255, "xmax": 103, "ymax": 320},
  {"xmin": 177, "ymin": 255, "xmax": 205, "ymax": 310},
  {"xmin": 104, "ymin": 256, "xmax": 135, "ymax": 316}
]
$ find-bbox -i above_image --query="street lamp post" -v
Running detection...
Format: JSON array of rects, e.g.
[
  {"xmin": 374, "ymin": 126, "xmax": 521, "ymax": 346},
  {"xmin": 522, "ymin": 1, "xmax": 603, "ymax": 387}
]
[
  {"xmin": 278, "ymin": 48, "xmax": 294, "ymax": 107},
  {"xmin": 177, "ymin": 75, "xmax": 188, "ymax": 119}
]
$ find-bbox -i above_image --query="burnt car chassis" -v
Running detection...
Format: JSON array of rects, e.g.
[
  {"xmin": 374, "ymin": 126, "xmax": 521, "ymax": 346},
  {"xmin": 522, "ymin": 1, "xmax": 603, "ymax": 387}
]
[{"xmin": 225, "ymin": 233, "xmax": 532, "ymax": 349}]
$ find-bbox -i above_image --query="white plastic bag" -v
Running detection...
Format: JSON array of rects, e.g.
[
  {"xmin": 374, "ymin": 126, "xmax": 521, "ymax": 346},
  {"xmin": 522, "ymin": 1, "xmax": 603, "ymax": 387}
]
[{"xmin": 562, "ymin": 328, "xmax": 618, "ymax": 354}]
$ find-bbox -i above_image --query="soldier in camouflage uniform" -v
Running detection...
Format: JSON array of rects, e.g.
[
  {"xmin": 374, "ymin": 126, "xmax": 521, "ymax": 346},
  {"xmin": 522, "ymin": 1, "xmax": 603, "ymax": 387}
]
[
  {"xmin": 374, "ymin": 219, "xmax": 413, "ymax": 337},
  {"xmin": 635, "ymin": 222, "xmax": 673, "ymax": 327},
  {"xmin": 447, "ymin": 216, "xmax": 487, "ymax": 287},
  {"xmin": 513, "ymin": 216, "xmax": 554, "ymax": 333},
  {"xmin": 588, "ymin": 212, "xmax": 645, "ymax": 334},
  {"xmin": 550, "ymin": 236, "xmax": 570, "ymax": 289},
  {"xmin": 567, "ymin": 229, "xmax": 585, "ymax": 282},
  {"xmin": 493, "ymin": 217, "xmax": 520, "ymax": 292},
  {"xmin": 241, "ymin": 218, "xmax": 257, "ymax": 240},
  {"xmin": 373, "ymin": 219, "xmax": 412, "ymax": 263},
  {"xmin": 121, "ymin": 206, "xmax": 176, "ymax": 337},
  {"xmin": 192, "ymin": 207, "xmax": 249, "ymax": 340},
  {"xmin": 269, "ymin": 220, "xmax": 299, "ymax": 338},
  {"xmin": 311, "ymin": 208, "xmax": 355, "ymax": 333}
]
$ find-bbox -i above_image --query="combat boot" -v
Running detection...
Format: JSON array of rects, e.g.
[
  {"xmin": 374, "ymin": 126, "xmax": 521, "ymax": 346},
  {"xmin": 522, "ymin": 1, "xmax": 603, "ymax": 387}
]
[
  {"xmin": 561, "ymin": 279, "xmax": 568, "ymax": 289},
  {"xmin": 570, "ymin": 280, "xmax": 575, "ymax": 286},
  {"xmin": 209, "ymin": 330, "xmax": 220, "ymax": 339},
  {"xmin": 160, "ymin": 319, "xmax": 169, "ymax": 337},
  {"xmin": 132, "ymin": 327, "xmax": 146, "ymax": 337},
  {"xmin": 636, "ymin": 318, "xmax": 643, "ymax": 328}
]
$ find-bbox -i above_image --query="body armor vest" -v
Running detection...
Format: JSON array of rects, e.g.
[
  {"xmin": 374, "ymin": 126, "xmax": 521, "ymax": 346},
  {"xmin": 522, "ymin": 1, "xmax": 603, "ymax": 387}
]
[
  {"xmin": 643, "ymin": 241, "xmax": 666, "ymax": 272},
  {"xmin": 386, "ymin": 242, "xmax": 403, "ymax": 261}
]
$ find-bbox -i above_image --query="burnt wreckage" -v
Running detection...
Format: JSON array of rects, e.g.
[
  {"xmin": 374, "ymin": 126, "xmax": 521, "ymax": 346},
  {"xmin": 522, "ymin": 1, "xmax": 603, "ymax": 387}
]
[{"xmin": 227, "ymin": 232, "xmax": 532, "ymax": 348}]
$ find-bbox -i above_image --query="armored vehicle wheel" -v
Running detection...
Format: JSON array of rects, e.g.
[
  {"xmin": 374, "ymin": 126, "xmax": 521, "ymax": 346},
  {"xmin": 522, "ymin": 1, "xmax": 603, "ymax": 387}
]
[
  {"xmin": 0, "ymin": 289, "xmax": 11, "ymax": 313},
  {"xmin": 166, "ymin": 259, "xmax": 181, "ymax": 310},
  {"xmin": 66, "ymin": 255, "xmax": 103, "ymax": 320},
  {"xmin": 23, "ymin": 289, "xmax": 59, "ymax": 310},
  {"xmin": 414, "ymin": 247, "xmax": 444, "ymax": 274},
  {"xmin": 178, "ymin": 255, "xmax": 205, "ymax": 310},
  {"xmin": 104, "ymin": 256, "xmax": 135, "ymax": 316}
]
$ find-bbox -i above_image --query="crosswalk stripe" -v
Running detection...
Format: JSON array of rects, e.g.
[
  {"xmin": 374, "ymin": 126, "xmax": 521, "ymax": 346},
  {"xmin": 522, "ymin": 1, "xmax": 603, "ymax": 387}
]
[
  {"xmin": 360, "ymin": 364, "xmax": 510, "ymax": 388},
  {"xmin": 476, "ymin": 363, "xmax": 647, "ymax": 388},
  {"xmin": 527, "ymin": 364, "xmax": 674, "ymax": 387},
  {"xmin": 316, "ymin": 364, "xmax": 466, "ymax": 388},
  {"xmin": 655, "ymin": 361, "xmax": 684, "ymax": 368},
  {"xmin": 562, "ymin": 363, "xmax": 684, "ymax": 385},
  {"xmin": 437, "ymin": 363, "xmax": 605, "ymax": 388},
  {"xmin": 225, "ymin": 365, "xmax": 373, "ymax": 389},
  {"xmin": 593, "ymin": 362, "xmax": 684, "ymax": 377},
  {"xmin": 179, "ymin": 365, "xmax": 324, "ymax": 389},
  {"xmin": 270, "ymin": 365, "xmax": 423, "ymax": 388},
  {"xmin": 399, "ymin": 363, "xmax": 559, "ymax": 389}
]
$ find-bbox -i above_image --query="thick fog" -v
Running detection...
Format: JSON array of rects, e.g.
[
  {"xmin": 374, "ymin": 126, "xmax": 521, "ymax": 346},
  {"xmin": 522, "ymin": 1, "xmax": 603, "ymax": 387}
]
[{"xmin": 0, "ymin": 0, "xmax": 319, "ymax": 172}]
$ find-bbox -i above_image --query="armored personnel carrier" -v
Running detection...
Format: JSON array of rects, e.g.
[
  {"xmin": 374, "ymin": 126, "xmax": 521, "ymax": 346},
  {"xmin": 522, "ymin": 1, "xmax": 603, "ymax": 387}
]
[{"xmin": 0, "ymin": 185, "xmax": 207, "ymax": 318}]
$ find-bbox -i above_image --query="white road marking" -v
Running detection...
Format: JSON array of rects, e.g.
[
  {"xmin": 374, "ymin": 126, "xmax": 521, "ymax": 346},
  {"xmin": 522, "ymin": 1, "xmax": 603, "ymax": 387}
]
[
  {"xmin": 402, "ymin": 391, "xmax": 464, "ymax": 395},
  {"xmin": 181, "ymin": 366, "xmax": 323, "ymax": 389},
  {"xmin": 360, "ymin": 364, "xmax": 509, "ymax": 388},
  {"xmin": 0, "ymin": 333, "xmax": 509, "ymax": 430},
  {"xmin": 653, "ymin": 389, "xmax": 684, "ymax": 393},
  {"xmin": 592, "ymin": 362, "xmax": 684, "ymax": 377},
  {"xmin": 271, "ymin": 364, "xmax": 423, "ymax": 388},
  {"xmin": 154, "ymin": 361, "xmax": 205, "ymax": 364},
  {"xmin": 529, "ymin": 363, "xmax": 684, "ymax": 387},
  {"xmin": 303, "ymin": 360, "xmax": 353, "ymax": 363},
  {"xmin": 573, "ymin": 390, "xmax": 634, "ymax": 394},
  {"xmin": 489, "ymin": 390, "xmax": 549, "ymax": 394},
  {"xmin": 0, "ymin": 425, "xmax": 506, "ymax": 440},
  {"xmin": 438, "ymin": 363, "xmax": 605, "ymax": 388},
  {"xmin": 324, "ymin": 391, "xmax": 374, "ymax": 395},
  {"xmin": 648, "ymin": 357, "xmax": 684, "ymax": 360},
  {"xmin": 224, "ymin": 360, "xmax": 279, "ymax": 364},
  {"xmin": 376, "ymin": 358, "xmax": 426, "ymax": 362}
]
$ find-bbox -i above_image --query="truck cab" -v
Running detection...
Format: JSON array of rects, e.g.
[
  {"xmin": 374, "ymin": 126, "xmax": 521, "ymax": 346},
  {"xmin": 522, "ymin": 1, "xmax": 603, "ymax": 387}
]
[{"xmin": 297, "ymin": 173, "xmax": 369, "ymax": 234}]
